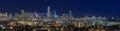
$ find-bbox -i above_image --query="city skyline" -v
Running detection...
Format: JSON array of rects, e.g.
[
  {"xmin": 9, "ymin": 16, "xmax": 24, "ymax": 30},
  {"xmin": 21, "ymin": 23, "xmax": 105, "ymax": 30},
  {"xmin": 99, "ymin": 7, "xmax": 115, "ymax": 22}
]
[
  {"xmin": 0, "ymin": 0, "xmax": 120, "ymax": 31},
  {"xmin": 0, "ymin": 6, "xmax": 117, "ymax": 19},
  {"xmin": 0, "ymin": 6, "xmax": 119, "ymax": 19},
  {"xmin": 0, "ymin": 0, "xmax": 120, "ymax": 18}
]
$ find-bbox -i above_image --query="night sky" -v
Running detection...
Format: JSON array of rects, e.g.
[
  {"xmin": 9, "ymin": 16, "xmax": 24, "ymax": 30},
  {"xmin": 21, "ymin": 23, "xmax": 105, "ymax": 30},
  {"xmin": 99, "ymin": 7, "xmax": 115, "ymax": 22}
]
[{"xmin": 0, "ymin": 0, "xmax": 120, "ymax": 18}]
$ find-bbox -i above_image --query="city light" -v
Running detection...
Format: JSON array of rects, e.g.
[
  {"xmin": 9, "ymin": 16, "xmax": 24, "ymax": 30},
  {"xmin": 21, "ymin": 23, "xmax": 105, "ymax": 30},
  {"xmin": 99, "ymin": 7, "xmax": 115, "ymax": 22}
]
[{"xmin": 0, "ymin": 6, "xmax": 119, "ymax": 31}]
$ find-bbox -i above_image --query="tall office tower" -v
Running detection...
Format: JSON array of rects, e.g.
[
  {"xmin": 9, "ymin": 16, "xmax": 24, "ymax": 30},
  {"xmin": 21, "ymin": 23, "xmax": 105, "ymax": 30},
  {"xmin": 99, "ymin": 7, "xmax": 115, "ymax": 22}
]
[
  {"xmin": 53, "ymin": 10, "xmax": 58, "ymax": 18},
  {"xmin": 69, "ymin": 10, "xmax": 72, "ymax": 17},
  {"xmin": 5, "ymin": 12, "xmax": 8, "ymax": 17},
  {"xmin": 21, "ymin": 10, "xmax": 26, "ymax": 20},
  {"xmin": 61, "ymin": 13, "xmax": 66, "ymax": 20},
  {"xmin": 21, "ymin": 10, "xmax": 25, "ymax": 17},
  {"xmin": 21, "ymin": 10, "xmax": 25, "ymax": 14},
  {"xmin": 5, "ymin": 12, "xmax": 8, "ymax": 20},
  {"xmin": 9, "ymin": 14, "xmax": 12, "ymax": 20},
  {"xmin": 46, "ymin": 6, "xmax": 51, "ymax": 18},
  {"xmin": 83, "ymin": 14, "xmax": 89, "ymax": 21},
  {"xmin": 69, "ymin": 10, "xmax": 73, "ymax": 19}
]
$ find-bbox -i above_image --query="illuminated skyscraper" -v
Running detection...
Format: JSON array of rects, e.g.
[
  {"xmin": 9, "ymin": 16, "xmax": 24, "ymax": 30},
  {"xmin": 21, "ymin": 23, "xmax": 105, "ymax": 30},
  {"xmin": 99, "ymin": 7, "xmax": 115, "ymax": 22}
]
[
  {"xmin": 21, "ymin": 10, "xmax": 25, "ymax": 14},
  {"xmin": 69, "ymin": 10, "xmax": 73, "ymax": 19},
  {"xmin": 8, "ymin": 14, "xmax": 12, "ymax": 20},
  {"xmin": 53, "ymin": 10, "xmax": 58, "ymax": 18},
  {"xmin": 69, "ymin": 11, "xmax": 72, "ymax": 15},
  {"xmin": 21, "ymin": 10, "xmax": 26, "ymax": 20},
  {"xmin": 5, "ymin": 12, "xmax": 8, "ymax": 16},
  {"xmin": 21, "ymin": 10, "xmax": 25, "ymax": 17},
  {"xmin": 46, "ymin": 6, "xmax": 51, "ymax": 18}
]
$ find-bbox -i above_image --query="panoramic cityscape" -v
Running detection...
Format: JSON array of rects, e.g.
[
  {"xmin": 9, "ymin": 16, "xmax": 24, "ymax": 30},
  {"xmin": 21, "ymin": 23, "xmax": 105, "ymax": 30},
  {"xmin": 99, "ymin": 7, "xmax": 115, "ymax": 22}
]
[
  {"xmin": 0, "ymin": 6, "xmax": 119, "ymax": 31},
  {"xmin": 0, "ymin": 0, "xmax": 120, "ymax": 31}
]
